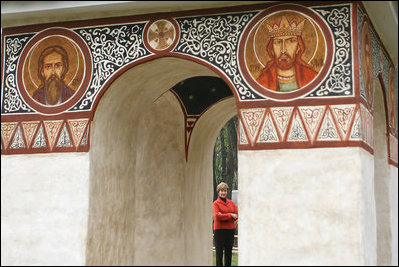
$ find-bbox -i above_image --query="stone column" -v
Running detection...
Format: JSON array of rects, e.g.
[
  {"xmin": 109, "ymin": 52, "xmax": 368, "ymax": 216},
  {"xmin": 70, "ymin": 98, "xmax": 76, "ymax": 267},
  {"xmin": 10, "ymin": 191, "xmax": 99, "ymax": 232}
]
[{"xmin": 238, "ymin": 147, "xmax": 377, "ymax": 265}]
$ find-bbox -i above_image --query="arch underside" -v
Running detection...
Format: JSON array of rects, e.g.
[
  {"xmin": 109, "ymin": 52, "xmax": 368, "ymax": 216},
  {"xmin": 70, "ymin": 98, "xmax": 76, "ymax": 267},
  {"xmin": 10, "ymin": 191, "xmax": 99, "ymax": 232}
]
[{"xmin": 87, "ymin": 57, "xmax": 237, "ymax": 265}]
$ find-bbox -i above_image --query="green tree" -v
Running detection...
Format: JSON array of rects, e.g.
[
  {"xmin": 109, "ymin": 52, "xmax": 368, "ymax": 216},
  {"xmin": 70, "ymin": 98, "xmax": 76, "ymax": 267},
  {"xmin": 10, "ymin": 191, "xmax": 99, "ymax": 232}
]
[{"xmin": 213, "ymin": 115, "xmax": 238, "ymax": 200}]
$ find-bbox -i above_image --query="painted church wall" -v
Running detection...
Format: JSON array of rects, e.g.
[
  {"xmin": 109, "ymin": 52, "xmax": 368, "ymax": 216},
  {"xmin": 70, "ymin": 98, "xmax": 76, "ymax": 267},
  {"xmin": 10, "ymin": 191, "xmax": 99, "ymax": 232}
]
[
  {"xmin": 238, "ymin": 147, "xmax": 376, "ymax": 265},
  {"xmin": 1, "ymin": 2, "xmax": 397, "ymax": 166},
  {"xmin": 1, "ymin": 153, "xmax": 89, "ymax": 265},
  {"xmin": 1, "ymin": 1, "xmax": 397, "ymax": 266}
]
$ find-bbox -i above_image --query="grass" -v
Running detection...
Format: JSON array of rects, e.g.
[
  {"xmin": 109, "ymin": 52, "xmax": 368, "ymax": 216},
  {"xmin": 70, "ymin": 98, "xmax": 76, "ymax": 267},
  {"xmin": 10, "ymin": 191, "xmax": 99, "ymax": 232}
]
[{"xmin": 212, "ymin": 251, "xmax": 238, "ymax": 266}]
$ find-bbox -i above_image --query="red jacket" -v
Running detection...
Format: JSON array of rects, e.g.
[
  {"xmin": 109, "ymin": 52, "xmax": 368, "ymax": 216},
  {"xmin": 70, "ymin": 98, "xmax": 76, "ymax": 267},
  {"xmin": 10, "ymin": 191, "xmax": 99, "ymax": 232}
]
[
  {"xmin": 213, "ymin": 197, "xmax": 238, "ymax": 230},
  {"xmin": 256, "ymin": 62, "xmax": 318, "ymax": 91}
]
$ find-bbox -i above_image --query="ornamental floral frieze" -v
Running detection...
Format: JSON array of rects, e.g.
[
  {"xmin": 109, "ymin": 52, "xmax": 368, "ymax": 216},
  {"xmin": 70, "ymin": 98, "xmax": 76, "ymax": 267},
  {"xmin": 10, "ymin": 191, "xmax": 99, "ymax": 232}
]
[
  {"xmin": 1, "ymin": 118, "xmax": 90, "ymax": 154},
  {"xmin": 0, "ymin": 2, "xmax": 397, "ymax": 160},
  {"xmin": 2, "ymin": 3, "xmax": 356, "ymax": 117},
  {"xmin": 238, "ymin": 103, "xmax": 377, "ymax": 152}
]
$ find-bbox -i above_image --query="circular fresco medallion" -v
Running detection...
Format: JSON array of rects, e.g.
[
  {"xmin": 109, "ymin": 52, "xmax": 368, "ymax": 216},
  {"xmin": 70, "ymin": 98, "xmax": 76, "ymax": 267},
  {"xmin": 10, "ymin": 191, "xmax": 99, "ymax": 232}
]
[
  {"xmin": 17, "ymin": 28, "xmax": 92, "ymax": 114},
  {"xmin": 239, "ymin": 4, "xmax": 334, "ymax": 100},
  {"xmin": 144, "ymin": 19, "xmax": 179, "ymax": 53}
]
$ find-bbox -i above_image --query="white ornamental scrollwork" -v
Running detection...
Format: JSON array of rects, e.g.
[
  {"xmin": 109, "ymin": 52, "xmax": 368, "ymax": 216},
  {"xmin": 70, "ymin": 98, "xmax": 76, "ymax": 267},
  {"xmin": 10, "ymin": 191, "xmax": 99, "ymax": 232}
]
[
  {"xmin": 75, "ymin": 25, "xmax": 150, "ymax": 110},
  {"xmin": 2, "ymin": 36, "xmax": 33, "ymax": 113},
  {"xmin": 175, "ymin": 13, "xmax": 259, "ymax": 100},
  {"xmin": 314, "ymin": 6, "xmax": 352, "ymax": 96}
]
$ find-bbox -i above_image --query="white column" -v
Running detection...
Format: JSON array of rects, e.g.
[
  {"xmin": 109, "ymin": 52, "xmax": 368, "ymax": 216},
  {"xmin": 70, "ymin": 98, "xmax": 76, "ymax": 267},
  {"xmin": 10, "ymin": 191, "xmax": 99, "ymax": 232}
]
[
  {"xmin": 238, "ymin": 147, "xmax": 376, "ymax": 265},
  {"xmin": 1, "ymin": 153, "xmax": 90, "ymax": 266},
  {"xmin": 390, "ymin": 165, "xmax": 398, "ymax": 266}
]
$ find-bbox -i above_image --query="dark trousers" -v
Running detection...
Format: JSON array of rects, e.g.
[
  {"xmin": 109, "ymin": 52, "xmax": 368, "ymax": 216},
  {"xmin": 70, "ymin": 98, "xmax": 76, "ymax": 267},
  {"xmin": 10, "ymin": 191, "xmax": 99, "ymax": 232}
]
[{"xmin": 214, "ymin": 229, "xmax": 235, "ymax": 266}]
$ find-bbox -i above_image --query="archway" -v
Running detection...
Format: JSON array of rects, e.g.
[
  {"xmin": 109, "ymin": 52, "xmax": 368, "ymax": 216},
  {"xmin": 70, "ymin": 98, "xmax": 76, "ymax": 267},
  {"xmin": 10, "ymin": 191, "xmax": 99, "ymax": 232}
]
[
  {"xmin": 86, "ymin": 57, "xmax": 237, "ymax": 265},
  {"xmin": 373, "ymin": 78, "xmax": 392, "ymax": 266}
]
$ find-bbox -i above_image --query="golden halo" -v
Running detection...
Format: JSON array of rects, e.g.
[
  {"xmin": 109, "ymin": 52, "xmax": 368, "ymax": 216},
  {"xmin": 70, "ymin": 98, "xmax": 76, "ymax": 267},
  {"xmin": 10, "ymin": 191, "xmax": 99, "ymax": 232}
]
[
  {"xmin": 253, "ymin": 11, "xmax": 319, "ymax": 67},
  {"xmin": 23, "ymin": 35, "xmax": 85, "ymax": 97}
]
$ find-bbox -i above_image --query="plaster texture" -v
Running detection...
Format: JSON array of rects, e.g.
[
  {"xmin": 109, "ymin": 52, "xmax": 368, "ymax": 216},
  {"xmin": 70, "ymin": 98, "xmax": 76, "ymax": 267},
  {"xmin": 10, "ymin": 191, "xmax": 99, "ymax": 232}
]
[
  {"xmin": 238, "ymin": 147, "xmax": 377, "ymax": 266},
  {"xmin": 1, "ymin": 153, "xmax": 90, "ymax": 266},
  {"xmin": 389, "ymin": 166, "xmax": 398, "ymax": 266},
  {"xmin": 373, "ymin": 83, "xmax": 395, "ymax": 266},
  {"xmin": 184, "ymin": 97, "xmax": 237, "ymax": 266},
  {"xmin": 87, "ymin": 57, "xmax": 236, "ymax": 265}
]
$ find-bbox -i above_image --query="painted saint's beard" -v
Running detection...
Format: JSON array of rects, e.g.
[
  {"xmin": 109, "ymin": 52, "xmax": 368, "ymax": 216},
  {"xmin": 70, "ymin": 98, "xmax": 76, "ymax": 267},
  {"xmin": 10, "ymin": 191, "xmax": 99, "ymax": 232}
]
[
  {"xmin": 45, "ymin": 77, "xmax": 62, "ymax": 105},
  {"xmin": 276, "ymin": 53, "xmax": 295, "ymax": 70}
]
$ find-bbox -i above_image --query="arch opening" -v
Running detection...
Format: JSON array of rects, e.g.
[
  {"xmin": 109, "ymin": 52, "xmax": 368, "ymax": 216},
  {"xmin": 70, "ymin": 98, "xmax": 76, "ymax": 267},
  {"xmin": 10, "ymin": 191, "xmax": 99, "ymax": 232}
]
[
  {"xmin": 87, "ymin": 57, "xmax": 238, "ymax": 265},
  {"xmin": 373, "ymin": 78, "xmax": 392, "ymax": 266}
]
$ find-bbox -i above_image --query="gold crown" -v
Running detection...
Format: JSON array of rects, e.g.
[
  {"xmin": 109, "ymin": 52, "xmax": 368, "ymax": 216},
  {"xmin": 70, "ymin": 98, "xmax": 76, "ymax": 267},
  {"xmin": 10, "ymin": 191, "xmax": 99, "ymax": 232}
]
[{"xmin": 266, "ymin": 16, "xmax": 305, "ymax": 37}]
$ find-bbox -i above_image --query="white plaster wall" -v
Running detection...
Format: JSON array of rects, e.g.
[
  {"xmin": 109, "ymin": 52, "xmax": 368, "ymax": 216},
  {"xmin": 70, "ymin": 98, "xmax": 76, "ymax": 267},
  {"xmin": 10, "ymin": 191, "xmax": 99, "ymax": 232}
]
[
  {"xmin": 390, "ymin": 166, "xmax": 398, "ymax": 266},
  {"xmin": 1, "ymin": 153, "xmax": 90, "ymax": 266},
  {"xmin": 87, "ymin": 57, "xmax": 227, "ymax": 265},
  {"xmin": 133, "ymin": 92, "xmax": 186, "ymax": 265},
  {"xmin": 238, "ymin": 147, "xmax": 376, "ymax": 266},
  {"xmin": 373, "ymin": 82, "xmax": 393, "ymax": 266},
  {"xmin": 360, "ymin": 150, "xmax": 377, "ymax": 266}
]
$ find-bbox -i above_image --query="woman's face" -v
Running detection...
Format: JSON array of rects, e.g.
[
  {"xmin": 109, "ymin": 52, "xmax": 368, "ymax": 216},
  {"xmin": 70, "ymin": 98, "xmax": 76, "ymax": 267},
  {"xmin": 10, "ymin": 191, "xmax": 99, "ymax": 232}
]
[{"xmin": 218, "ymin": 188, "xmax": 228, "ymax": 198}]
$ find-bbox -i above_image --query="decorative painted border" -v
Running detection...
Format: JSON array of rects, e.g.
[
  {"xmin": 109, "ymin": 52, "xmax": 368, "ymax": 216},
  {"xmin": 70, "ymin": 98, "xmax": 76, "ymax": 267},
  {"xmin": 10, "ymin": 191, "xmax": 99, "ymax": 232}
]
[
  {"xmin": 1, "ymin": 117, "xmax": 90, "ymax": 154},
  {"xmin": 0, "ymin": 1, "xmax": 397, "ymax": 166},
  {"xmin": 237, "ymin": 101, "xmax": 397, "ymax": 165},
  {"xmin": 2, "ymin": 3, "xmax": 356, "ymax": 116},
  {"xmin": 239, "ymin": 103, "xmax": 359, "ymax": 147}
]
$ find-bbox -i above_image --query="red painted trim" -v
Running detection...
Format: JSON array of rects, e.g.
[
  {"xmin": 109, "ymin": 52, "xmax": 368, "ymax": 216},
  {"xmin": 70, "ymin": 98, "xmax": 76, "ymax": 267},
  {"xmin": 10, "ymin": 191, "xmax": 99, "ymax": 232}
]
[
  {"xmin": 16, "ymin": 28, "xmax": 93, "ymax": 115},
  {"xmin": 238, "ymin": 140, "xmax": 373, "ymax": 152},
  {"xmin": 169, "ymin": 89, "xmax": 189, "ymax": 160},
  {"xmin": 1, "ymin": 117, "xmax": 91, "ymax": 154},
  {"xmin": 238, "ymin": 3, "xmax": 335, "ymax": 101},
  {"xmin": 236, "ymin": 97, "xmax": 361, "ymax": 109},
  {"xmin": 1, "ymin": 111, "xmax": 91, "ymax": 122},
  {"xmin": 268, "ymin": 108, "xmax": 283, "ymax": 142},
  {"xmin": 346, "ymin": 103, "xmax": 360, "ymax": 141},
  {"xmin": 313, "ymin": 106, "xmax": 329, "ymax": 144}
]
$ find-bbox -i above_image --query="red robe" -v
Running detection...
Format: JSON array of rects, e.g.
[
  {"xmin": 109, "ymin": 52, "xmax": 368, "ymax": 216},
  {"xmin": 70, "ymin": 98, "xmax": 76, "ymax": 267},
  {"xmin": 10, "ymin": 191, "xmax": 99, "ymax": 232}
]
[{"xmin": 256, "ymin": 62, "xmax": 318, "ymax": 91}]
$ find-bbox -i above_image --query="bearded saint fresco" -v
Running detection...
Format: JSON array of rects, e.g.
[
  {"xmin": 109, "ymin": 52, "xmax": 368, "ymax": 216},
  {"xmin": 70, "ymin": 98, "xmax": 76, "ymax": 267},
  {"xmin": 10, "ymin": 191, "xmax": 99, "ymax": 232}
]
[
  {"xmin": 32, "ymin": 46, "xmax": 75, "ymax": 105},
  {"xmin": 23, "ymin": 36, "xmax": 85, "ymax": 107},
  {"xmin": 255, "ymin": 15, "xmax": 318, "ymax": 92}
]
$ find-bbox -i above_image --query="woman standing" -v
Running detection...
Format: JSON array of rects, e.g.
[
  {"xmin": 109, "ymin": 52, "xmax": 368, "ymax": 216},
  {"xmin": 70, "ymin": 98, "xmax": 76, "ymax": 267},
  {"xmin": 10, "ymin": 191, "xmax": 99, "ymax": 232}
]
[{"xmin": 213, "ymin": 182, "xmax": 238, "ymax": 266}]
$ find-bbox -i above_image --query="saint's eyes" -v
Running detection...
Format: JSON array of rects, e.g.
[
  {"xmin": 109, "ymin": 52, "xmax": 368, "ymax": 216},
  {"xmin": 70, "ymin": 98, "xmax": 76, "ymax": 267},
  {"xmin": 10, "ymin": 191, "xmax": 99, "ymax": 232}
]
[
  {"xmin": 273, "ymin": 38, "xmax": 297, "ymax": 45},
  {"xmin": 44, "ymin": 63, "xmax": 63, "ymax": 70}
]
